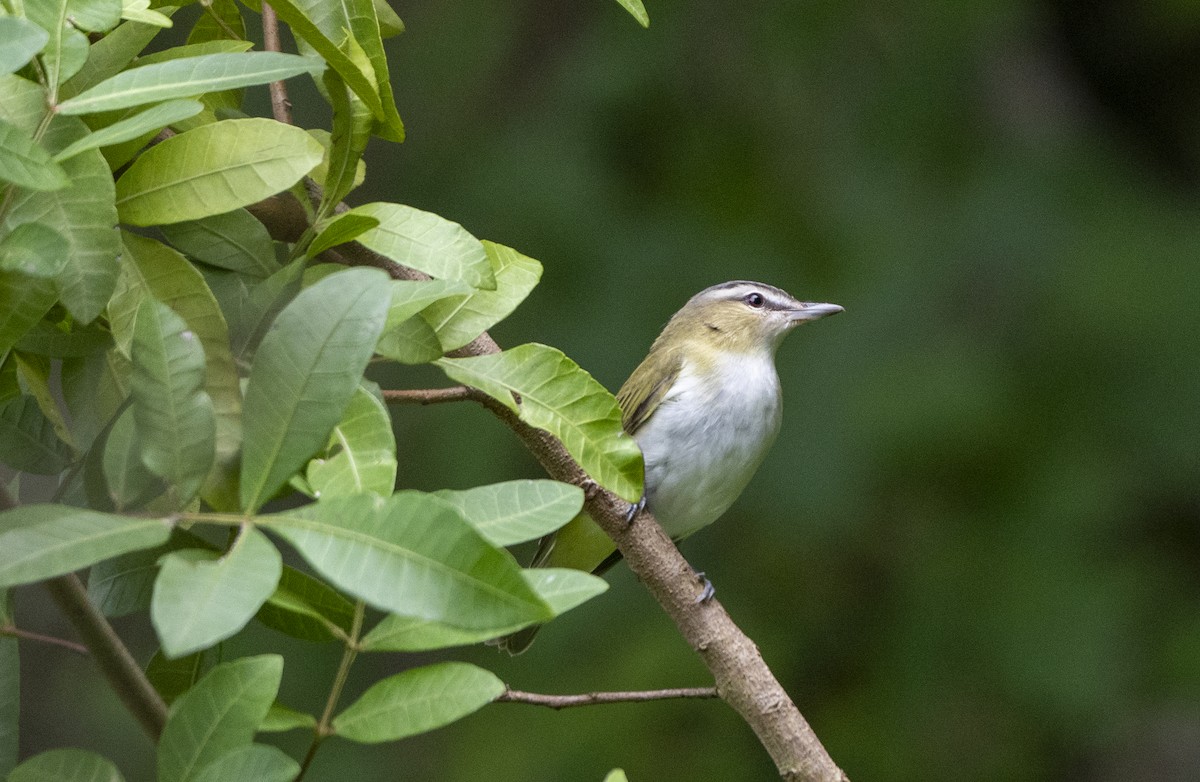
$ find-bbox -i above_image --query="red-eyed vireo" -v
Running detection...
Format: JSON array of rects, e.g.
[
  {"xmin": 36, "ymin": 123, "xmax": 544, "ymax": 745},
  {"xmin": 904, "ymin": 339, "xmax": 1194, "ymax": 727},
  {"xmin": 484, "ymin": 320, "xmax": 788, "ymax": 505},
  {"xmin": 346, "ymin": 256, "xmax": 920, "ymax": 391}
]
[{"xmin": 499, "ymin": 281, "xmax": 842, "ymax": 654}]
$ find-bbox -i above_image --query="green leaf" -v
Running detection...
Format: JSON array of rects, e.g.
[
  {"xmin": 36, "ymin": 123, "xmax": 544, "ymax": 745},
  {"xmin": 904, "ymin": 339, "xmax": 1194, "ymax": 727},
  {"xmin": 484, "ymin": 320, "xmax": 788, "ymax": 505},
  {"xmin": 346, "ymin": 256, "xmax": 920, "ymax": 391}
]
[
  {"xmin": 145, "ymin": 649, "xmax": 213, "ymax": 705},
  {"xmin": 7, "ymin": 748, "xmax": 125, "ymax": 782},
  {"xmin": 261, "ymin": 492, "xmax": 553, "ymax": 629},
  {"xmin": 160, "ymin": 209, "xmax": 277, "ymax": 277},
  {"xmin": 0, "ymin": 272, "xmax": 56, "ymax": 358},
  {"xmin": 114, "ymin": 233, "xmax": 242, "ymax": 487},
  {"xmin": 438, "ymin": 344, "xmax": 645, "ymax": 502},
  {"xmin": 59, "ymin": 12, "xmax": 173, "ymax": 99},
  {"xmin": 0, "ymin": 395, "xmax": 73, "ymax": 474},
  {"xmin": 332, "ymin": 662, "xmax": 503, "ymax": 743},
  {"xmin": 226, "ymin": 259, "xmax": 305, "ymax": 364},
  {"xmin": 115, "ymin": 118, "xmax": 324, "ymax": 226},
  {"xmin": 308, "ymin": 212, "xmax": 378, "ymax": 257},
  {"xmin": 255, "ymin": 565, "xmax": 355, "ymax": 642},
  {"xmin": 258, "ymin": 703, "xmax": 317, "ymax": 733},
  {"xmin": 614, "ymin": 0, "xmax": 649, "ymax": 27},
  {"xmin": 260, "ymin": 0, "xmax": 386, "ymax": 124},
  {"xmin": 0, "ymin": 118, "xmax": 69, "ymax": 191},
  {"xmin": 27, "ymin": 3, "xmax": 90, "ymax": 87},
  {"xmin": 0, "ymin": 505, "xmax": 170, "ymax": 589},
  {"xmin": 0, "ymin": 18, "xmax": 49, "ymax": 75},
  {"xmin": 3, "ymin": 112, "xmax": 120, "ymax": 323},
  {"xmin": 152, "ymin": 527, "xmax": 282, "ymax": 658},
  {"xmin": 434, "ymin": 480, "xmax": 584, "ymax": 547},
  {"xmin": 0, "ymin": 592, "xmax": 15, "ymax": 777},
  {"xmin": 422, "ymin": 240, "xmax": 542, "ymax": 351},
  {"xmin": 347, "ymin": 202, "xmax": 495, "ymax": 289},
  {"xmin": 0, "ymin": 223, "xmax": 70, "ymax": 278},
  {"xmin": 88, "ymin": 529, "xmax": 211, "ymax": 617},
  {"xmin": 192, "ymin": 744, "xmax": 299, "ymax": 782},
  {"xmin": 134, "ymin": 41, "xmax": 255, "ymax": 68},
  {"xmin": 63, "ymin": 0, "xmax": 124, "ymax": 33},
  {"xmin": 57, "ymin": 52, "xmax": 324, "ymax": 115},
  {"xmin": 305, "ymin": 386, "xmax": 396, "ymax": 498},
  {"xmin": 604, "ymin": 770, "xmax": 631, "ymax": 782},
  {"xmin": 374, "ymin": 313, "xmax": 443, "ymax": 364},
  {"xmin": 101, "ymin": 405, "xmax": 166, "ymax": 511},
  {"xmin": 276, "ymin": 0, "xmax": 403, "ymax": 141},
  {"xmin": 14, "ymin": 321, "xmax": 111, "ymax": 359},
  {"xmin": 156, "ymin": 655, "xmax": 282, "ymax": 782},
  {"xmin": 53, "ymin": 100, "xmax": 204, "ymax": 163},
  {"xmin": 12, "ymin": 353, "xmax": 74, "ymax": 453},
  {"xmin": 316, "ymin": 66, "xmax": 373, "ymax": 216},
  {"xmin": 130, "ymin": 297, "xmax": 216, "ymax": 505},
  {"xmin": 360, "ymin": 567, "xmax": 607, "ymax": 652},
  {"xmin": 239, "ymin": 267, "xmax": 391, "ymax": 512}
]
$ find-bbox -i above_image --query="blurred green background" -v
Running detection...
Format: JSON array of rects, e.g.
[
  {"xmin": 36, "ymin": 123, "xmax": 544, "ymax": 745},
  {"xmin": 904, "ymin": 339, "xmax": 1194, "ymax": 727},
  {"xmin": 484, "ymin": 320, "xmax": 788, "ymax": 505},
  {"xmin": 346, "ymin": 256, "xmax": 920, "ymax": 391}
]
[{"xmin": 17, "ymin": 0, "xmax": 1200, "ymax": 779}]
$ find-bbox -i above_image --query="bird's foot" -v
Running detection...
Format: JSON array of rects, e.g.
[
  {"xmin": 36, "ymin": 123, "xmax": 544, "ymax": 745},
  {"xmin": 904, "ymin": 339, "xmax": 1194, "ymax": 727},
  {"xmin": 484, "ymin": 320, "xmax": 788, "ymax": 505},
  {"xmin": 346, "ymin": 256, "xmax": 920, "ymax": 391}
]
[
  {"xmin": 624, "ymin": 495, "xmax": 646, "ymax": 525},
  {"xmin": 694, "ymin": 570, "xmax": 716, "ymax": 603}
]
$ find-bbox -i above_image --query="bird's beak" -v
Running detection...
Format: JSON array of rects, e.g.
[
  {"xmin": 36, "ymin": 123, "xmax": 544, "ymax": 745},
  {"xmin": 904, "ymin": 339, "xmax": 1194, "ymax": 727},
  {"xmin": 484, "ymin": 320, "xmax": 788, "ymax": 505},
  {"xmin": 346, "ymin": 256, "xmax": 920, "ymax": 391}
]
[{"xmin": 789, "ymin": 302, "xmax": 844, "ymax": 323}]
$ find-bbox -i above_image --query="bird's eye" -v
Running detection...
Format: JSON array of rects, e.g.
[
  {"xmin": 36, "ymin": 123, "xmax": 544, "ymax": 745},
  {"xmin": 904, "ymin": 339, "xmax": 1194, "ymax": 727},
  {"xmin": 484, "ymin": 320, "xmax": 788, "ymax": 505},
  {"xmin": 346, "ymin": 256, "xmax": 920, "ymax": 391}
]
[{"xmin": 744, "ymin": 292, "xmax": 765, "ymax": 309}]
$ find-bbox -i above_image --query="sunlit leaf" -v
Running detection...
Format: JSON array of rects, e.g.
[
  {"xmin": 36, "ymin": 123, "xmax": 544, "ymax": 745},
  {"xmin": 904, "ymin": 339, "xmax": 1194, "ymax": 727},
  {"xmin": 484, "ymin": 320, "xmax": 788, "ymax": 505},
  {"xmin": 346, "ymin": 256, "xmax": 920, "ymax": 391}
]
[
  {"xmin": 421, "ymin": 240, "xmax": 542, "ymax": 352},
  {"xmin": 152, "ymin": 527, "xmax": 282, "ymax": 658},
  {"xmin": 53, "ymin": 100, "xmax": 204, "ymax": 163},
  {"xmin": 115, "ymin": 118, "xmax": 324, "ymax": 226},
  {"xmin": 260, "ymin": 492, "xmax": 553, "ymax": 630},
  {"xmin": 347, "ymin": 202, "xmax": 495, "ymax": 289},
  {"xmin": 434, "ymin": 480, "xmax": 584, "ymax": 547},
  {"xmin": 361, "ymin": 567, "xmax": 606, "ymax": 652},
  {"xmin": 305, "ymin": 386, "xmax": 396, "ymax": 498},
  {"xmin": 613, "ymin": 0, "xmax": 649, "ymax": 27},
  {"xmin": 57, "ymin": 52, "xmax": 323, "ymax": 115},
  {"xmin": 332, "ymin": 662, "xmax": 503, "ymax": 743},
  {"xmin": 0, "ymin": 505, "xmax": 170, "ymax": 589},
  {"xmin": 438, "ymin": 344, "xmax": 645, "ymax": 502},
  {"xmin": 239, "ymin": 267, "xmax": 391, "ymax": 512}
]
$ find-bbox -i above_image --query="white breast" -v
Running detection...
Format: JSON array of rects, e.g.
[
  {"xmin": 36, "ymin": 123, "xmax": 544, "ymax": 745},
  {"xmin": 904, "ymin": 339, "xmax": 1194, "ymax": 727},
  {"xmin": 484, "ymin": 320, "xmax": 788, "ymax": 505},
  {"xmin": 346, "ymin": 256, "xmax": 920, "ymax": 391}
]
[{"xmin": 635, "ymin": 351, "xmax": 782, "ymax": 540}]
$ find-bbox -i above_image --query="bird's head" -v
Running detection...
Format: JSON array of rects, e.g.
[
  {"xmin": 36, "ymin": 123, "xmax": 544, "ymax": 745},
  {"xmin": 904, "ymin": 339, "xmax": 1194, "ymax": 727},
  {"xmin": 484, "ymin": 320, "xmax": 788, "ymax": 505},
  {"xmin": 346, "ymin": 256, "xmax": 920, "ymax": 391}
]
[{"xmin": 663, "ymin": 280, "xmax": 843, "ymax": 356}]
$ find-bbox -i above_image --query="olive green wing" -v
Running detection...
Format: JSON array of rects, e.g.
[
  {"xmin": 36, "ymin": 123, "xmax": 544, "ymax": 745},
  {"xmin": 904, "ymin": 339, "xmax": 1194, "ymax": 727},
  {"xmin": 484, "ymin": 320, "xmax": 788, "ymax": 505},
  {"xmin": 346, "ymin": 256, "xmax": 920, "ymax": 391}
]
[{"xmin": 615, "ymin": 347, "xmax": 682, "ymax": 435}]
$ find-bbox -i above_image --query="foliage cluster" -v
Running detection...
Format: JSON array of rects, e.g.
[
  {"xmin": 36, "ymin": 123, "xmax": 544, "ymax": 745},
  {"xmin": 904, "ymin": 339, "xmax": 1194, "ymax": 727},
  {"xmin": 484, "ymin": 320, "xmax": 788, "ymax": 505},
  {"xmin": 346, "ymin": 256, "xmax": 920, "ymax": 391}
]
[{"xmin": 0, "ymin": 0, "xmax": 655, "ymax": 780}]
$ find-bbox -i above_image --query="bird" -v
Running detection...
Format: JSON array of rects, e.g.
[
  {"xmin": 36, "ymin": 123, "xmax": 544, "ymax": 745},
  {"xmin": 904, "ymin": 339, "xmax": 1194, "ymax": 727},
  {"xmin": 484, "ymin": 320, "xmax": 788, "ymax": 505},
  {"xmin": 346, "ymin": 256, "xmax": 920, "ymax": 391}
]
[{"xmin": 498, "ymin": 280, "xmax": 842, "ymax": 653}]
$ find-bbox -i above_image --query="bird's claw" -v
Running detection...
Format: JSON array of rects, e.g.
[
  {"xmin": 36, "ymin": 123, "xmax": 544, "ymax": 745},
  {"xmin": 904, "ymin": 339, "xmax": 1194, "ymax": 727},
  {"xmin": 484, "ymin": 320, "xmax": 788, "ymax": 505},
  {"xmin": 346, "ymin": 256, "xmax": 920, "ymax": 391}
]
[
  {"xmin": 694, "ymin": 571, "xmax": 715, "ymax": 603},
  {"xmin": 624, "ymin": 495, "xmax": 646, "ymax": 525}
]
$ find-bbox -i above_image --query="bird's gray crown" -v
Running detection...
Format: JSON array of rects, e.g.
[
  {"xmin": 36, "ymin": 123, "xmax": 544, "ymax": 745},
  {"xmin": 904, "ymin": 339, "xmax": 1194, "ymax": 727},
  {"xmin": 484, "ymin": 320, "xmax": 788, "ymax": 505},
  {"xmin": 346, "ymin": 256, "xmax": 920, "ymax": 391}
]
[{"xmin": 688, "ymin": 280, "xmax": 800, "ymax": 311}]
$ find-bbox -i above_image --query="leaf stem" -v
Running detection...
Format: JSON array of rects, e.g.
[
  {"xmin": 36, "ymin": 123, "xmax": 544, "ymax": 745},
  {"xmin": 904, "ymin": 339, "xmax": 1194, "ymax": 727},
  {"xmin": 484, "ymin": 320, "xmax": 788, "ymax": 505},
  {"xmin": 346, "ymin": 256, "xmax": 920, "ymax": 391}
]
[{"xmin": 296, "ymin": 599, "xmax": 365, "ymax": 781}]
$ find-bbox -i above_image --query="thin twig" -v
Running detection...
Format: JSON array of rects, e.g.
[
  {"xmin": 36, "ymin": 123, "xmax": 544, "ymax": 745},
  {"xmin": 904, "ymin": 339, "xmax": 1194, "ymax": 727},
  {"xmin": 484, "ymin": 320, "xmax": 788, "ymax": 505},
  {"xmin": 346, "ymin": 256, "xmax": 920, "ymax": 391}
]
[
  {"xmin": 296, "ymin": 600, "xmax": 365, "ymax": 782},
  {"xmin": 382, "ymin": 386, "xmax": 473, "ymax": 405},
  {"xmin": 0, "ymin": 625, "xmax": 90, "ymax": 656},
  {"xmin": 260, "ymin": 3, "xmax": 293, "ymax": 125},
  {"xmin": 496, "ymin": 686, "xmax": 718, "ymax": 710}
]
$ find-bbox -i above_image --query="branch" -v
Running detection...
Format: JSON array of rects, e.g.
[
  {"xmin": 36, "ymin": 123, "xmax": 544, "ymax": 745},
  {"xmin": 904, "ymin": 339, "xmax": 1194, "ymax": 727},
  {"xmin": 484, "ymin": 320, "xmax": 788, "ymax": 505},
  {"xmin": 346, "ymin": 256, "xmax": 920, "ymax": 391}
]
[
  {"xmin": 0, "ymin": 625, "xmax": 89, "ymax": 656},
  {"xmin": 43, "ymin": 575, "xmax": 168, "ymax": 740},
  {"xmin": 382, "ymin": 386, "xmax": 472, "ymax": 405},
  {"xmin": 260, "ymin": 3, "xmax": 293, "ymax": 125},
  {"xmin": 496, "ymin": 685, "xmax": 717, "ymax": 710}
]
